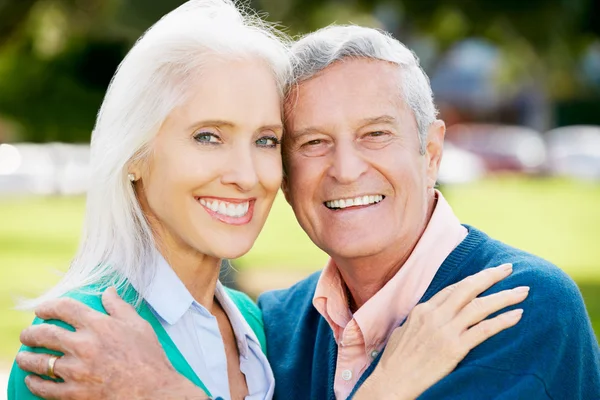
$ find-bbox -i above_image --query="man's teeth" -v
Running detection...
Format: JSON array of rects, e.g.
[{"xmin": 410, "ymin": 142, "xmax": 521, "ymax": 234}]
[
  {"xmin": 325, "ymin": 195, "xmax": 384, "ymax": 209},
  {"xmin": 199, "ymin": 198, "xmax": 249, "ymax": 218}
]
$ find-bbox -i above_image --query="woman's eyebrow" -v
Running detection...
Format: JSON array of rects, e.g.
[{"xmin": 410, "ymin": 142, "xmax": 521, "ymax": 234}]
[{"xmin": 186, "ymin": 120, "xmax": 236, "ymax": 130}]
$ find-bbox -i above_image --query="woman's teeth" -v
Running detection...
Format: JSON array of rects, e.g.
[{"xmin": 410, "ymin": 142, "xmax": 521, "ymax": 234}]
[
  {"xmin": 325, "ymin": 194, "xmax": 384, "ymax": 210},
  {"xmin": 199, "ymin": 198, "xmax": 249, "ymax": 217}
]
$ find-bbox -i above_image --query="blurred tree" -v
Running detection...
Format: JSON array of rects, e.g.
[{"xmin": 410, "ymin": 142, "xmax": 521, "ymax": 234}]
[
  {"xmin": 0, "ymin": 0, "xmax": 598, "ymax": 142},
  {"xmin": 0, "ymin": 0, "xmax": 38, "ymax": 47}
]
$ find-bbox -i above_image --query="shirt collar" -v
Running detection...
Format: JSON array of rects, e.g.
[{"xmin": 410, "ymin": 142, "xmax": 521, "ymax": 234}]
[
  {"xmin": 313, "ymin": 190, "xmax": 467, "ymax": 352},
  {"xmin": 142, "ymin": 254, "xmax": 259, "ymax": 357},
  {"xmin": 144, "ymin": 253, "xmax": 195, "ymax": 326},
  {"xmin": 214, "ymin": 282, "xmax": 257, "ymax": 358}
]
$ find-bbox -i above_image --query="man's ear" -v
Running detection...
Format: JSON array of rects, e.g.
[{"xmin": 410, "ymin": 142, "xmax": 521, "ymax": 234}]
[
  {"xmin": 425, "ymin": 119, "xmax": 445, "ymax": 189},
  {"xmin": 281, "ymin": 174, "xmax": 292, "ymax": 205}
]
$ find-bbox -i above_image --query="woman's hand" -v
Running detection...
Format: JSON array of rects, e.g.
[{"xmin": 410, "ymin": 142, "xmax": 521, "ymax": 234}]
[
  {"xmin": 16, "ymin": 287, "xmax": 207, "ymax": 400},
  {"xmin": 355, "ymin": 263, "xmax": 528, "ymax": 400}
]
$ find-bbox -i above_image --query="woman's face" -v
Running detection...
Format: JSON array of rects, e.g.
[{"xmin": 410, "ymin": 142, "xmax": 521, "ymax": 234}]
[{"xmin": 133, "ymin": 58, "xmax": 283, "ymax": 260}]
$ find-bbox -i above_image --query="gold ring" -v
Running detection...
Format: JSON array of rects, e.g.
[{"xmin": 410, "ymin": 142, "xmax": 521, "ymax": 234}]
[{"xmin": 47, "ymin": 355, "xmax": 60, "ymax": 380}]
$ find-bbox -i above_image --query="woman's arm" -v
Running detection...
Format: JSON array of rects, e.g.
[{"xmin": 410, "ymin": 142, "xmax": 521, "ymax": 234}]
[{"xmin": 354, "ymin": 263, "xmax": 526, "ymax": 400}]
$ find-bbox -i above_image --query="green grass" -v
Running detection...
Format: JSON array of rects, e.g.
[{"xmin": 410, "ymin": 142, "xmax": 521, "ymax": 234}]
[{"xmin": 1, "ymin": 176, "xmax": 599, "ymax": 365}]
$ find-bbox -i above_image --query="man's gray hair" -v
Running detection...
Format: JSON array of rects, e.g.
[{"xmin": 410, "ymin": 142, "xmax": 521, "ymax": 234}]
[{"xmin": 289, "ymin": 25, "xmax": 438, "ymax": 153}]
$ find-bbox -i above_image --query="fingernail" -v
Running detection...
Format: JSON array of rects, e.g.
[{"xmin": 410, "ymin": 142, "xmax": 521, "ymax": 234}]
[
  {"xmin": 498, "ymin": 263, "xmax": 513, "ymax": 273},
  {"xmin": 506, "ymin": 308, "xmax": 524, "ymax": 320},
  {"xmin": 513, "ymin": 286, "xmax": 530, "ymax": 294}
]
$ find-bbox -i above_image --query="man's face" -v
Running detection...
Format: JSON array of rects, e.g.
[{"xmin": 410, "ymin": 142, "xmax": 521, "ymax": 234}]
[{"xmin": 283, "ymin": 58, "xmax": 444, "ymax": 261}]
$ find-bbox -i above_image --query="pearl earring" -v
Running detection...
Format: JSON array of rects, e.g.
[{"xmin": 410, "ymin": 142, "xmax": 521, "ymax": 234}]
[{"xmin": 128, "ymin": 173, "xmax": 136, "ymax": 182}]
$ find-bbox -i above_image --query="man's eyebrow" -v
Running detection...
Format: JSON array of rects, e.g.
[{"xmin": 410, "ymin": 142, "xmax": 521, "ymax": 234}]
[
  {"xmin": 288, "ymin": 115, "xmax": 398, "ymax": 138},
  {"xmin": 357, "ymin": 115, "xmax": 398, "ymax": 127},
  {"xmin": 287, "ymin": 127, "xmax": 324, "ymax": 139}
]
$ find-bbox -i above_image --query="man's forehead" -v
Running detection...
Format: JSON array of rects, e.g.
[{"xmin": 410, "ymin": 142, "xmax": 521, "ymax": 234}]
[
  {"xmin": 285, "ymin": 60, "xmax": 404, "ymax": 111},
  {"xmin": 284, "ymin": 87, "xmax": 407, "ymax": 138}
]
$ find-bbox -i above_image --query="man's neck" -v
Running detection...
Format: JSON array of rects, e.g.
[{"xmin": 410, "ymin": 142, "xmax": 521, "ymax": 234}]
[{"xmin": 335, "ymin": 193, "xmax": 437, "ymax": 311}]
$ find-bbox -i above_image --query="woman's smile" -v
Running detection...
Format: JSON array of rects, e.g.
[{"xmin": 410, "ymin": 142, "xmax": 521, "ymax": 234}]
[{"xmin": 196, "ymin": 196, "xmax": 255, "ymax": 225}]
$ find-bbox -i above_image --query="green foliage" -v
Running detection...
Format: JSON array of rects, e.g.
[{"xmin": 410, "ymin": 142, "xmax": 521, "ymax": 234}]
[{"xmin": 0, "ymin": 0, "xmax": 599, "ymax": 142}]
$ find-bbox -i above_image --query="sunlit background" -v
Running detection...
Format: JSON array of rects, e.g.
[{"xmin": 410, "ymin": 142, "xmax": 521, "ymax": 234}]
[{"xmin": 1, "ymin": 0, "xmax": 599, "ymax": 394}]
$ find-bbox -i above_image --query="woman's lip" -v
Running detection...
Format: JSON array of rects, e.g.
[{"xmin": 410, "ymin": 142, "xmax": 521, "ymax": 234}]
[
  {"xmin": 194, "ymin": 196, "xmax": 256, "ymax": 204},
  {"xmin": 197, "ymin": 198, "xmax": 255, "ymax": 225}
]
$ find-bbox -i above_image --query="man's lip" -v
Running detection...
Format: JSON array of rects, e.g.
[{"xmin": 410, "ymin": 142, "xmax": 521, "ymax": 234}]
[{"xmin": 322, "ymin": 194, "xmax": 385, "ymax": 203}]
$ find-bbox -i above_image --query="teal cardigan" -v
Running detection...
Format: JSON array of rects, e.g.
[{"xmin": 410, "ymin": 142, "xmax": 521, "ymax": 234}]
[{"xmin": 8, "ymin": 284, "xmax": 266, "ymax": 399}]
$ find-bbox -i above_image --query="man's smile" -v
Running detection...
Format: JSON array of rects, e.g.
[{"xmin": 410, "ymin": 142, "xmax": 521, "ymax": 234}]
[{"xmin": 324, "ymin": 194, "xmax": 385, "ymax": 210}]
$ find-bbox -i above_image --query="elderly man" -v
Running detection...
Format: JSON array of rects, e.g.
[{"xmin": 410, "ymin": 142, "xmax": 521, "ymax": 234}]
[{"xmin": 15, "ymin": 25, "xmax": 600, "ymax": 400}]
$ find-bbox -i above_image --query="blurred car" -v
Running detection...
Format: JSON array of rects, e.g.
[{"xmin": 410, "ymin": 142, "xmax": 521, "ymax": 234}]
[
  {"xmin": 438, "ymin": 142, "xmax": 486, "ymax": 184},
  {"xmin": 445, "ymin": 123, "xmax": 547, "ymax": 174},
  {"xmin": 0, "ymin": 143, "xmax": 90, "ymax": 195},
  {"xmin": 545, "ymin": 125, "xmax": 600, "ymax": 181}
]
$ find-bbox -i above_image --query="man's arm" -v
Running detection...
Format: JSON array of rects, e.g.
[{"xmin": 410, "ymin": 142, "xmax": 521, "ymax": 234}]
[{"xmin": 15, "ymin": 288, "xmax": 211, "ymax": 400}]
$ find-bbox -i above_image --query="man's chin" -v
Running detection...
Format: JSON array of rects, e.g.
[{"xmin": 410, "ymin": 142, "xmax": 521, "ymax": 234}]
[{"xmin": 321, "ymin": 238, "xmax": 389, "ymax": 261}]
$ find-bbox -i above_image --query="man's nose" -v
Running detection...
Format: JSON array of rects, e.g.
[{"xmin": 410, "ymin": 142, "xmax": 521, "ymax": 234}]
[
  {"xmin": 220, "ymin": 145, "xmax": 259, "ymax": 192},
  {"xmin": 328, "ymin": 140, "xmax": 369, "ymax": 184}
]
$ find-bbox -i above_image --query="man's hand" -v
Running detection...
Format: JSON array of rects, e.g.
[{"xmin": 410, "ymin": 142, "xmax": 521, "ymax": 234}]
[
  {"xmin": 16, "ymin": 287, "xmax": 208, "ymax": 400},
  {"xmin": 355, "ymin": 263, "xmax": 527, "ymax": 400}
]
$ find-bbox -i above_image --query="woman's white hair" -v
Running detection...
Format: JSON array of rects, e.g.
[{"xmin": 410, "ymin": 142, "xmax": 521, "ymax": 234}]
[
  {"xmin": 24, "ymin": 0, "xmax": 291, "ymax": 308},
  {"xmin": 288, "ymin": 25, "xmax": 437, "ymax": 154}
]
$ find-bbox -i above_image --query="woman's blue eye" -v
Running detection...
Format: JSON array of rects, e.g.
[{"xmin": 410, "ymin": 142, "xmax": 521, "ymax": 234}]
[
  {"xmin": 256, "ymin": 136, "xmax": 280, "ymax": 148},
  {"xmin": 194, "ymin": 132, "xmax": 220, "ymax": 144}
]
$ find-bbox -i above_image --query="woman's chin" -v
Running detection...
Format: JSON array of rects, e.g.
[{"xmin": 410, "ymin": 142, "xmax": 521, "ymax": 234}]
[{"xmin": 210, "ymin": 242, "xmax": 254, "ymax": 261}]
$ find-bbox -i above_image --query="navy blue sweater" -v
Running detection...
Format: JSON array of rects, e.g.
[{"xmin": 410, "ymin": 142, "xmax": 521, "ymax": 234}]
[{"xmin": 258, "ymin": 226, "xmax": 600, "ymax": 400}]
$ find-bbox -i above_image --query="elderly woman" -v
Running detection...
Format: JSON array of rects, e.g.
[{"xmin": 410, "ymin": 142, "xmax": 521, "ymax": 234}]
[{"xmin": 9, "ymin": 1, "xmax": 527, "ymax": 399}]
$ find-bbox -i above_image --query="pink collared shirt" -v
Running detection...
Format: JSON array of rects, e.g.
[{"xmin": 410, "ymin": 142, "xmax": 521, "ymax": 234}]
[{"xmin": 312, "ymin": 190, "xmax": 467, "ymax": 399}]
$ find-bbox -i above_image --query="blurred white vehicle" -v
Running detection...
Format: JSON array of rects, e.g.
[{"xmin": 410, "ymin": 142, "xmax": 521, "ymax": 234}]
[
  {"xmin": 545, "ymin": 125, "xmax": 600, "ymax": 181},
  {"xmin": 445, "ymin": 124, "xmax": 547, "ymax": 174},
  {"xmin": 0, "ymin": 143, "xmax": 90, "ymax": 195},
  {"xmin": 438, "ymin": 142, "xmax": 486, "ymax": 184}
]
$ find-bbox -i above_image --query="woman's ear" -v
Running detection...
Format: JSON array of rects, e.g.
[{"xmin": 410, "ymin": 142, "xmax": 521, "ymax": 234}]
[{"xmin": 127, "ymin": 158, "xmax": 144, "ymax": 183}]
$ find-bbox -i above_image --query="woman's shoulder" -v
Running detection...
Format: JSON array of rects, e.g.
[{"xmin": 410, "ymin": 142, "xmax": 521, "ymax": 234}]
[
  {"xmin": 223, "ymin": 286, "xmax": 262, "ymax": 323},
  {"xmin": 7, "ymin": 285, "xmax": 112, "ymax": 399},
  {"xmin": 24, "ymin": 284, "xmax": 112, "ymax": 336},
  {"xmin": 222, "ymin": 287, "xmax": 268, "ymax": 353}
]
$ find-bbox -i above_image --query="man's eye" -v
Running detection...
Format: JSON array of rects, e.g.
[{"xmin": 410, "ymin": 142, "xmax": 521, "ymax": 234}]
[
  {"xmin": 304, "ymin": 139, "xmax": 322, "ymax": 146},
  {"xmin": 256, "ymin": 136, "xmax": 280, "ymax": 148},
  {"xmin": 368, "ymin": 131, "xmax": 386, "ymax": 137},
  {"xmin": 193, "ymin": 132, "xmax": 220, "ymax": 144}
]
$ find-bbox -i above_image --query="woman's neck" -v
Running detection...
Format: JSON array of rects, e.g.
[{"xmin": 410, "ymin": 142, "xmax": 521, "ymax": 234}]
[{"xmin": 158, "ymin": 242, "xmax": 222, "ymax": 313}]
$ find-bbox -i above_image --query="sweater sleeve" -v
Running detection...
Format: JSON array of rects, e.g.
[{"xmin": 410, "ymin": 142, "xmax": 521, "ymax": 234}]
[
  {"xmin": 417, "ymin": 258, "xmax": 600, "ymax": 400},
  {"xmin": 7, "ymin": 289, "xmax": 109, "ymax": 400}
]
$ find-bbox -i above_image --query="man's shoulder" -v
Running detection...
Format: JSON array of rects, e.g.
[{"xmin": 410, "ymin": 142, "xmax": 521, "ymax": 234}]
[
  {"xmin": 468, "ymin": 227, "xmax": 581, "ymax": 302},
  {"xmin": 257, "ymin": 270, "xmax": 322, "ymax": 314},
  {"xmin": 456, "ymin": 227, "xmax": 593, "ymax": 351},
  {"xmin": 257, "ymin": 270, "xmax": 324, "ymax": 343},
  {"xmin": 417, "ymin": 227, "xmax": 600, "ymax": 399}
]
